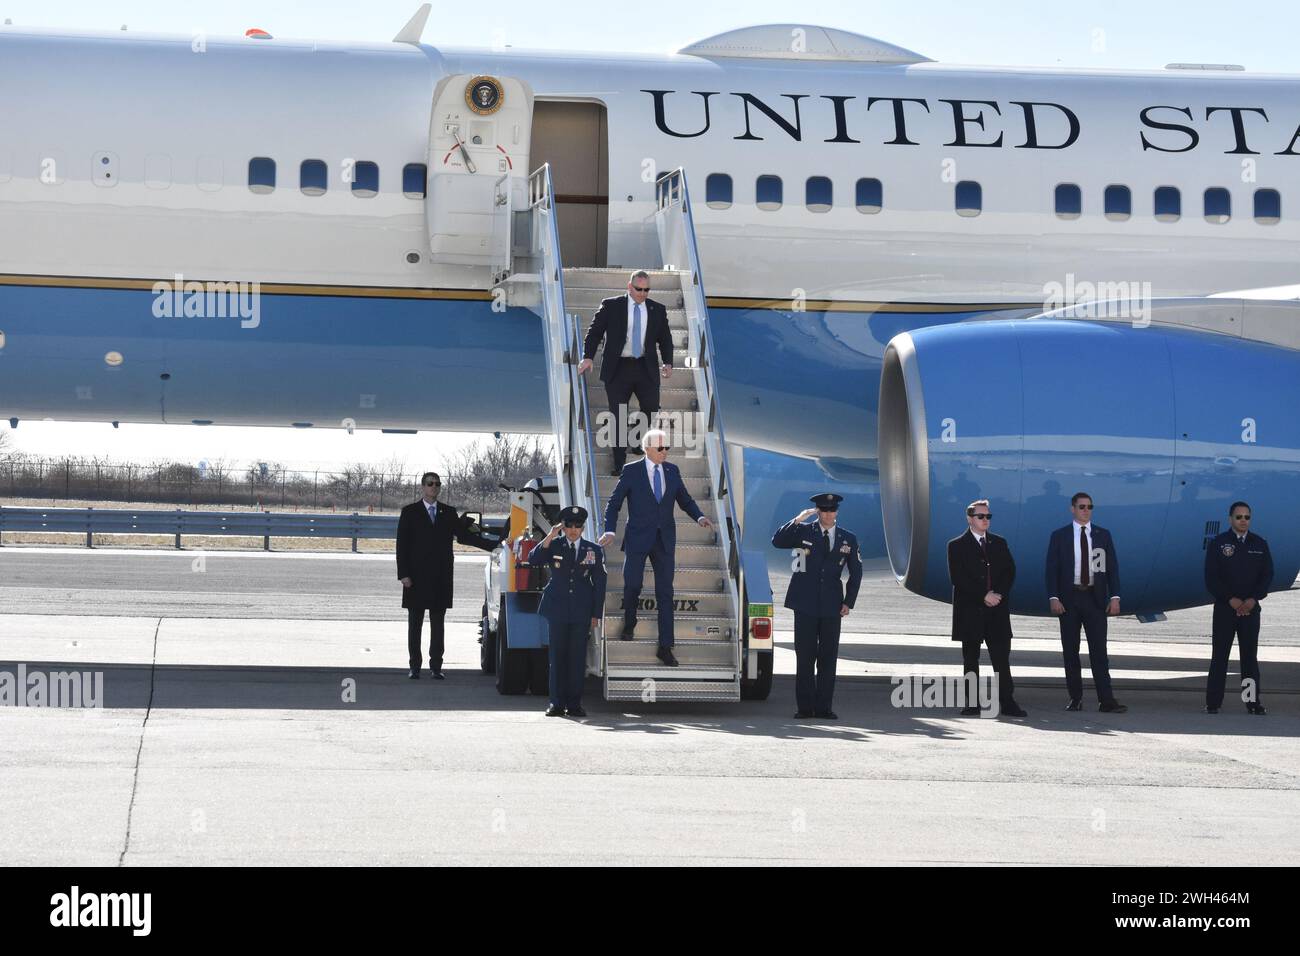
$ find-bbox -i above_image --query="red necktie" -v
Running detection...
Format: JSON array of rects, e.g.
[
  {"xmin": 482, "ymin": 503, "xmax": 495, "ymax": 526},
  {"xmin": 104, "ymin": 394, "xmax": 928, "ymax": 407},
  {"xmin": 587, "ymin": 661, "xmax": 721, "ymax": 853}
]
[{"xmin": 1080, "ymin": 526, "xmax": 1090, "ymax": 586}]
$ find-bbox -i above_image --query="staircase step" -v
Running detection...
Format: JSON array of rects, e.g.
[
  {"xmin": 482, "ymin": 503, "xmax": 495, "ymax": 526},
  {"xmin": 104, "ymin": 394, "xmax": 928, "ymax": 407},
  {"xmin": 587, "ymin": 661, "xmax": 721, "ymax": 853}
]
[
  {"xmin": 593, "ymin": 450, "xmax": 712, "ymax": 478},
  {"xmin": 605, "ymin": 675, "xmax": 740, "ymax": 702},
  {"xmin": 604, "ymin": 589, "xmax": 734, "ymax": 618},
  {"xmin": 582, "ymin": 384, "xmax": 698, "ymax": 412},
  {"xmin": 599, "ymin": 518, "xmax": 719, "ymax": 547},
  {"xmin": 606, "ymin": 640, "xmax": 737, "ymax": 668},
  {"xmin": 606, "ymin": 566, "xmax": 727, "ymax": 592},
  {"xmin": 602, "ymin": 613, "xmax": 734, "ymax": 641}
]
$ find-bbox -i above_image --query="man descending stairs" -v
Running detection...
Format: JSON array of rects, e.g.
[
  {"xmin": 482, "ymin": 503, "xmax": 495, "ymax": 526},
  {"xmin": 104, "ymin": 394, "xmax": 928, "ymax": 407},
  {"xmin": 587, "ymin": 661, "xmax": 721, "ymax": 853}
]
[{"xmin": 565, "ymin": 266, "xmax": 742, "ymax": 702}]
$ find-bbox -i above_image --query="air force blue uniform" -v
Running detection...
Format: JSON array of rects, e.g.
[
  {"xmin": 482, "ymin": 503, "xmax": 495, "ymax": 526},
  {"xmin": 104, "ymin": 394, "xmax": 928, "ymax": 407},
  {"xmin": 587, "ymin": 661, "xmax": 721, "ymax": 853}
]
[
  {"xmin": 772, "ymin": 507, "xmax": 863, "ymax": 716},
  {"xmin": 1204, "ymin": 529, "xmax": 1273, "ymax": 710},
  {"xmin": 528, "ymin": 534, "xmax": 607, "ymax": 710}
]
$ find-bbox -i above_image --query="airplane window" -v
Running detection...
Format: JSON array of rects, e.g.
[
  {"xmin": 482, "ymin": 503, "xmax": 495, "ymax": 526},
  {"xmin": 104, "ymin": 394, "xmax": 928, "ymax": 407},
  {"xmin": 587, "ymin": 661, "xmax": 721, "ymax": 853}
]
[
  {"xmin": 806, "ymin": 176, "xmax": 832, "ymax": 213},
  {"xmin": 1204, "ymin": 187, "xmax": 1231, "ymax": 224},
  {"xmin": 955, "ymin": 180, "xmax": 981, "ymax": 217},
  {"xmin": 300, "ymin": 159, "xmax": 327, "ymax": 197},
  {"xmin": 855, "ymin": 177, "xmax": 882, "ymax": 214},
  {"xmin": 1054, "ymin": 183, "xmax": 1081, "ymax": 219},
  {"xmin": 1254, "ymin": 188, "xmax": 1281, "ymax": 225},
  {"xmin": 1154, "ymin": 186, "xmax": 1181, "ymax": 222},
  {"xmin": 705, "ymin": 173, "xmax": 732, "ymax": 210},
  {"xmin": 352, "ymin": 161, "xmax": 379, "ymax": 198},
  {"xmin": 248, "ymin": 157, "xmax": 276, "ymax": 195},
  {"xmin": 1104, "ymin": 184, "xmax": 1130, "ymax": 221},
  {"xmin": 403, "ymin": 163, "xmax": 427, "ymax": 199},
  {"xmin": 756, "ymin": 175, "xmax": 782, "ymax": 211}
]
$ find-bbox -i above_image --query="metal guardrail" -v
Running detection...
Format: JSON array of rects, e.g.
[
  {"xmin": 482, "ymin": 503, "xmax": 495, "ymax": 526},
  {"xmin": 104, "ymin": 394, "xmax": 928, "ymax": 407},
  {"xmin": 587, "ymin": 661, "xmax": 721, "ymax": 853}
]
[
  {"xmin": 654, "ymin": 168, "xmax": 748, "ymax": 622},
  {"xmin": 0, "ymin": 506, "xmax": 398, "ymax": 551}
]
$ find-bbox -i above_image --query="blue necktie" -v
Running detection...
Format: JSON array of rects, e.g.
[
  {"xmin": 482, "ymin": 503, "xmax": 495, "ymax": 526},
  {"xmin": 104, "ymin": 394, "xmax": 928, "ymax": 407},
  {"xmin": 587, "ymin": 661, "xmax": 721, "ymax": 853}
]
[
  {"xmin": 653, "ymin": 464, "xmax": 662, "ymax": 502},
  {"xmin": 632, "ymin": 303, "xmax": 643, "ymax": 359}
]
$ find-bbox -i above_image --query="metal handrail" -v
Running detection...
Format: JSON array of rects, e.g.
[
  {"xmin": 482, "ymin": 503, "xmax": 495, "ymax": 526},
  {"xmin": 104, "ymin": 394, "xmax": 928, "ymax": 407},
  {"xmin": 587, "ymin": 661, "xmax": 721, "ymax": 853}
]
[
  {"xmin": 654, "ymin": 168, "xmax": 745, "ymax": 627},
  {"xmin": 525, "ymin": 163, "xmax": 604, "ymax": 661}
]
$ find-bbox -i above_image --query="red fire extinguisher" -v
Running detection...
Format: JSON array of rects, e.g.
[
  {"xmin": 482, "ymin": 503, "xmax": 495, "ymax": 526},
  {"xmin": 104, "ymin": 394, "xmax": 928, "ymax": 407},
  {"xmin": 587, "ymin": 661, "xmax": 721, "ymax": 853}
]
[{"xmin": 513, "ymin": 527, "xmax": 537, "ymax": 591}]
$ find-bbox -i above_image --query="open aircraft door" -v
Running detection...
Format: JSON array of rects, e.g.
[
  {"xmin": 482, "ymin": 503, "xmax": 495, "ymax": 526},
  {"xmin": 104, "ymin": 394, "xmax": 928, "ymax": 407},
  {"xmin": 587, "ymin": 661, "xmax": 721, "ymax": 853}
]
[{"xmin": 425, "ymin": 73, "xmax": 534, "ymax": 269}]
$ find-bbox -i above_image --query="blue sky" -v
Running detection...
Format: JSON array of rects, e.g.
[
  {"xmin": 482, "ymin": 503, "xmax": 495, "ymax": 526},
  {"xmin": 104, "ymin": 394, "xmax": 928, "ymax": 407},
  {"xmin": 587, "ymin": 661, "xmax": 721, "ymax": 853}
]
[
  {"xmin": 3, "ymin": 2, "xmax": 1296, "ymax": 475},
  {"xmin": 4, "ymin": 0, "xmax": 1295, "ymax": 71}
]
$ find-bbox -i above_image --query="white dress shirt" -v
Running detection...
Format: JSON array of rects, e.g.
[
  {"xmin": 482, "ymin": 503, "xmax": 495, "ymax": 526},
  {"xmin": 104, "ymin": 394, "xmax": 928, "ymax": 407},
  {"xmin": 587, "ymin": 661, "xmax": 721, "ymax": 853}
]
[
  {"xmin": 1050, "ymin": 520, "xmax": 1118, "ymax": 602},
  {"xmin": 620, "ymin": 296, "xmax": 650, "ymax": 358},
  {"xmin": 645, "ymin": 457, "xmax": 663, "ymax": 495},
  {"xmin": 1072, "ymin": 520, "xmax": 1090, "ymax": 585}
]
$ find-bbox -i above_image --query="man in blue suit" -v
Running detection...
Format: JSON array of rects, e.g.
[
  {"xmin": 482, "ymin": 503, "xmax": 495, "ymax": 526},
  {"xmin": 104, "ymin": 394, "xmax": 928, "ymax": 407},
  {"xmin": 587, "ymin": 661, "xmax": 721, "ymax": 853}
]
[
  {"xmin": 528, "ymin": 505, "xmax": 606, "ymax": 718},
  {"xmin": 599, "ymin": 429, "xmax": 713, "ymax": 667},
  {"xmin": 772, "ymin": 493, "xmax": 863, "ymax": 720},
  {"xmin": 1045, "ymin": 491, "xmax": 1127, "ymax": 713}
]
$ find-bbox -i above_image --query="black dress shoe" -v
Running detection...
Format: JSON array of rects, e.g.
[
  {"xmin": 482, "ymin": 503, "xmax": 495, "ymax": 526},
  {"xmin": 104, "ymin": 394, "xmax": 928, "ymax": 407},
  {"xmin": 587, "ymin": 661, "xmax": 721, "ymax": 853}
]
[
  {"xmin": 1247, "ymin": 702, "xmax": 1268, "ymax": 715},
  {"xmin": 545, "ymin": 705, "xmax": 564, "ymax": 717},
  {"xmin": 656, "ymin": 646, "xmax": 679, "ymax": 667},
  {"xmin": 960, "ymin": 706, "xmax": 981, "ymax": 717},
  {"xmin": 1205, "ymin": 705, "xmax": 1220, "ymax": 714},
  {"xmin": 620, "ymin": 625, "xmax": 635, "ymax": 641},
  {"xmin": 1099, "ymin": 700, "xmax": 1128, "ymax": 713},
  {"xmin": 432, "ymin": 670, "xmax": 446, "ymax": 680},
  {"xmin": 1065, "ymin": 698, "xmax": 1082, "ymax": 711},
  {"xmin": 794, "ymin": 710, "xmax": 814, "ymax": 719},
  {"xmin": 814, "ymin": 710, "xmax": 838, "ymax": 720},
  {"xmin": 566, "ymin": 706, "xmax": 587, "ymax": 718},
  {"xmin": 610, "ymin": 464, "xmax": 623, "ymax": 477},
  {"xmin": 1001, "ymin": 703, "xmax": 1029, "ymax": 719},
  {"xmin": 407, "ymin": 668, "xmax": 420, "ymax": 679}
]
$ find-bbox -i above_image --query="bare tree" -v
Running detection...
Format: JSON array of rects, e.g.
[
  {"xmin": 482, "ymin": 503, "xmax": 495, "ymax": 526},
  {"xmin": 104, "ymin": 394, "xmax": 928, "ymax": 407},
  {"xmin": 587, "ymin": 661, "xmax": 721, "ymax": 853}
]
[{"xmin": 445, "ymin": 434, "xmax": 553, "ymax": 511}]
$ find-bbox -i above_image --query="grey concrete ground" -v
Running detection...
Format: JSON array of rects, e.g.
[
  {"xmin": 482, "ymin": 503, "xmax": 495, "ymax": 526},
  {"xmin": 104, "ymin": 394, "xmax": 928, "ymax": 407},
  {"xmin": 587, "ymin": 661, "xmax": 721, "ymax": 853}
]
[{"xmin": 1, "ymin": 546, "xmax": 1298, "ymax": 866}]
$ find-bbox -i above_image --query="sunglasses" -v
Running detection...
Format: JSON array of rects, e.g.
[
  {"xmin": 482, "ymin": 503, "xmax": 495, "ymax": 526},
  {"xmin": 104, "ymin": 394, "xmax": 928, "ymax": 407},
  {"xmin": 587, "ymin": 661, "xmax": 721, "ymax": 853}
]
[
  {"xmin": 562, "ymin": 522, "xmax": 583, "ymax": 529},
  {"xmin": 651, "ymin": 446, "xmax": 669, "ymax": 452},
  {"xmin": 631, "ymin": 286, "xmax": 650, "ymax": 293},
  {"xmin": 1074, "ymin": 503, "xmax": 1093, "ymax": 510},
  {"xmin": 971, "ymin": 513, "xmax": 992, "ymax": 520},
  {"xmin": 423, "ymin": 481, "xmax": 440, "ymax": 487},
  {"xmin": 1233, "ymin": 514, "xmax": 1251, "ymax": 520}
]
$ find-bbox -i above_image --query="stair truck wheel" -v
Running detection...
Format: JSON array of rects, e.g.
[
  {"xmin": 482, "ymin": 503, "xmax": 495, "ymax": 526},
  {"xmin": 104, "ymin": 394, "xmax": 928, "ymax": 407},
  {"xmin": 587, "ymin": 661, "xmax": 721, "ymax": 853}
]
[
  {"xmin": 479, "ymin": 601, "xmax": 497, "ymax": 674},
  {"xmin": 495, "ymin": 598, "xmax": 530, "ymax": 695}
]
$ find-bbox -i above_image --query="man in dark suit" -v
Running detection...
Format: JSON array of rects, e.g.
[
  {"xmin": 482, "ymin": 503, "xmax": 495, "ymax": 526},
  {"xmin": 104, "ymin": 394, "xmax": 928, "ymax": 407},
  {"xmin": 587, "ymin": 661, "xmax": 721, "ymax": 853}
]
[
  {"xmin": 771, "ymin": 493, "xmax": 863, "ymax": 720},
  {"xmin": 1045, "ymin": 491, "xmax": 1127, "ymax": 713},
  {"xmin": 578, "ymin": 270, "xmax": 673, "ymax": 474},
  {"xmin": 946, "ymin": 499, "xmax": 1026, "ymax": 718},
  {"xmin": 1204, "ymin": 501, "xmax": 1274, "ymax": 715},
  {"xmin": 599, "ymin": 429, "xmax": 712, "ymax": 666},
  {"xmin": 528, "ymin": 505, "xmax": 606, "ymax": 718},
  {"xmin": 396, "ymin": 471, "xmax": 497, "ymax": 679}
]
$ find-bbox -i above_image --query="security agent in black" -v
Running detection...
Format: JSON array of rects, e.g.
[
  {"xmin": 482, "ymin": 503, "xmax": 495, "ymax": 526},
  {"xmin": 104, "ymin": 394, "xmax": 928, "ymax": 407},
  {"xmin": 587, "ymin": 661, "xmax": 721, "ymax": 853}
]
[
  {"xmin": 1204, "ymin": 501, "xmax": 1274, "ymax": 715},
  {"xmin": 771, "ymin": 493, "xmax": 863, "ymax": 720}
]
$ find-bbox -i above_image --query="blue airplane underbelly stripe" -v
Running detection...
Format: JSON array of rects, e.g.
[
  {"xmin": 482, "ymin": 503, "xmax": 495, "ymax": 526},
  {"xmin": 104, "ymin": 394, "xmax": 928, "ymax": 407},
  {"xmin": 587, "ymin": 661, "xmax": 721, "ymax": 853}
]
[{"xmin": 0, "ymin": 282, "xmax": 997, "ymax": 452}]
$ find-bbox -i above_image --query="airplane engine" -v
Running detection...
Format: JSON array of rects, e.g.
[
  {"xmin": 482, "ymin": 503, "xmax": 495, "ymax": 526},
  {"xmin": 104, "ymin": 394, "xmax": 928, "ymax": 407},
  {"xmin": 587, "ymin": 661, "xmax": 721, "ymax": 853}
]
[{"xmin": 878, "ymin": 317, "xmax": 1300, "ymax": 616}]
